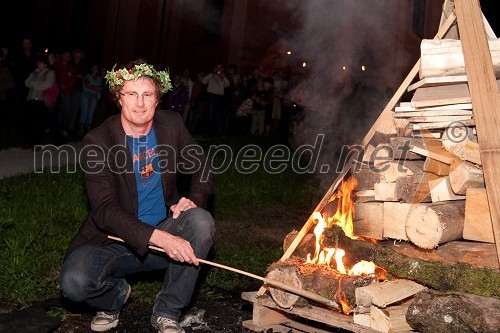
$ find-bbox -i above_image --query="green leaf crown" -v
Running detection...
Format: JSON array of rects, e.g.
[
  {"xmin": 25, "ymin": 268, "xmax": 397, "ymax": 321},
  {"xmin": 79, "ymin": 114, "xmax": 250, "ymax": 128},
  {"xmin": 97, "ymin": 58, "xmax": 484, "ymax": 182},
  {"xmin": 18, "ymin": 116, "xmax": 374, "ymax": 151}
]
[{"xmin": 104, "ymin": 63, "xmax": 172, "ymax": 93}]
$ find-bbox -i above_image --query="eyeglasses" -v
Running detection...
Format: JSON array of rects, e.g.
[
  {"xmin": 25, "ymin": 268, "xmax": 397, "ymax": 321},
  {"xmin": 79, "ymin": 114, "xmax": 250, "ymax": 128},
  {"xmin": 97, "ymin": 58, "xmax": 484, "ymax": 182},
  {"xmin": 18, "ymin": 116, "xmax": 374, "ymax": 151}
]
[{"xmin": 120, "ymin": 92, "xmax": 157, "ymax": 102}]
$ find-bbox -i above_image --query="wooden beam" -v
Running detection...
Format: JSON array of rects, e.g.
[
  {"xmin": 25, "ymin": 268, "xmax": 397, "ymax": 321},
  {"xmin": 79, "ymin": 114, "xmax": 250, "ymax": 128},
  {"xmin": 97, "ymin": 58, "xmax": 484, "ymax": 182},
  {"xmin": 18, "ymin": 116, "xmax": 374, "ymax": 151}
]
[
  {"xmin": 463, "ymin": 188, "xmax": 495, "ymax": 243},
  {"xmin": 455, "ymin": 0, "xmax": 500, "ymax": 267},
  {"xmin": 407, "ymin": 75, "xmax": 468, "ymax": 92}
]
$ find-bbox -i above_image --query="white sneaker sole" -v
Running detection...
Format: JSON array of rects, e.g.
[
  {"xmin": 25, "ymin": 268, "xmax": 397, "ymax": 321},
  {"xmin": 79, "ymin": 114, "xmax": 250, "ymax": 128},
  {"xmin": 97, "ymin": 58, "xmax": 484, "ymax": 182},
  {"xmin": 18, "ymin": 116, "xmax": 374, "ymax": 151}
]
[{"xmin": 91, "ymin": 318, "xmax": 119, "ymax": 331}]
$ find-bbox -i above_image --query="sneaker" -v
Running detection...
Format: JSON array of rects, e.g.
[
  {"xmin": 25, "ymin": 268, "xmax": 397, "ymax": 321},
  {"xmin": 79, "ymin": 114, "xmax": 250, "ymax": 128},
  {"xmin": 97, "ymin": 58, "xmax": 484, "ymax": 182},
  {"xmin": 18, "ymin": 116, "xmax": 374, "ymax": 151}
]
[
  {"xmin": 90, "ymin": 282, "xmax": 131, "ymax": 331},
  {"xmin": 152, "ymin": 315, "xmax": 185, "ymax": 333}
]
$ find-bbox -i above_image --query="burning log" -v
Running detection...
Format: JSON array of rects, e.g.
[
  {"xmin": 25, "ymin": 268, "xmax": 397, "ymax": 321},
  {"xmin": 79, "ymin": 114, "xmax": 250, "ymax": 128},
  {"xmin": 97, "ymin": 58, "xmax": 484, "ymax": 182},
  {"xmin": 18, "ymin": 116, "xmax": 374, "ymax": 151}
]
[
  {"xmin": 406, "ymin": 289, "xmax": 500, "ymax": 333},
  {"xmin": 405, "ymin": 201, "xmax": 465, "ymax": 249},
  {"xmin": 265, "ymin": 258, "xmax": 376, "ymax": 312},
  {"xmin": 283, "ymin": 226, "xmax": 500, "ymax": 297}
]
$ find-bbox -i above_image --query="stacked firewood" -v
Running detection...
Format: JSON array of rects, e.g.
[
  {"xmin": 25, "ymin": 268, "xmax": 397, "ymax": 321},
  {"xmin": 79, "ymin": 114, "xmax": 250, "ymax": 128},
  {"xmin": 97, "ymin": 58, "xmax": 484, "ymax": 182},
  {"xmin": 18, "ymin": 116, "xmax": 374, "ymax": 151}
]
[{"xmin": 352, "ymin": 38, "xmax": 500, "ymax": 249}]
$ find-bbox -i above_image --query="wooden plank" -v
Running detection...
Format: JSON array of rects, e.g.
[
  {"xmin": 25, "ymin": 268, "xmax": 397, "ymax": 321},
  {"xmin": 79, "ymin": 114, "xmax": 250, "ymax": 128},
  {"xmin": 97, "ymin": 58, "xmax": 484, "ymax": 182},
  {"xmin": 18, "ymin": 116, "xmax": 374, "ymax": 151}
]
[
  {"xmin": 251, "ymin": 303, "xmax": 289, "ymax": 327},
  {"xmin": 407, "ymin": 115, "xmax": 472, "ymax": 123},
  {"xmin": 241, "ymin": 292, "xmax": 380, "ymax": 333},
  {"xmin": 394, "ymin": 109, "xmax": 472, "ymax": 117},
  {"xmin": 412, "ymin": 119, "xmax": 475, "ymax": 130},
  {"xmin": 410, "ymin": 83, "xmax": 473, "ymax": 108},
  {"xmin": 463, "ymin": 188, "xmax": 495, "ymax": 243},
  {"xmin": 412, "ymin": 131, "xmax": 442, "ymax": 139},
  {"xmin": 409, "ymin": 146, "xmax": 454, "ymax": 164},
  {"xmin": 455, "ymin": 0, "xmax": 500, "ymax": 267},
  {"xmin": 424, "ymin": 158, "xmax": 450, "ymax": 176},
  {"xmin": 395, "ymin": 103, "xmax": 473, "ymax": 112},
  {"xmin": 356, "ymin": 280, "xmax": 426, "ymax": 308},
  {"xmin": 407, "ymin": 75, "xmax": 468, "ymax": 91}
]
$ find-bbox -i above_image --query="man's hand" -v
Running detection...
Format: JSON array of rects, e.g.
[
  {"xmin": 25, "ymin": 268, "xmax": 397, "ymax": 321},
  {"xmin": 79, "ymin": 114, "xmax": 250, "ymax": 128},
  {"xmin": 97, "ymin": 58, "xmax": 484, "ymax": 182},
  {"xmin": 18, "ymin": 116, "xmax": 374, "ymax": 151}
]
[
  {"xmin": 170, "ymin": 197, "xmax": 197, "ymax": 219},
  {"xmin": 149, "ymin": 229, "xmax": 199, "ymax": 265}
]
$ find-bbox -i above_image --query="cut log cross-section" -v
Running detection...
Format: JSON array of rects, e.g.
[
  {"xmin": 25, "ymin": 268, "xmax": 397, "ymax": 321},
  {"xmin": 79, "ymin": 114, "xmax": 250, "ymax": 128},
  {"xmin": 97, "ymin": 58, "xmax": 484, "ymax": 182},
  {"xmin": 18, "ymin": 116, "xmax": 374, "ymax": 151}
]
[{"xmin": 405, "ymin": 201, "xmax": 466, "ymax": 249}]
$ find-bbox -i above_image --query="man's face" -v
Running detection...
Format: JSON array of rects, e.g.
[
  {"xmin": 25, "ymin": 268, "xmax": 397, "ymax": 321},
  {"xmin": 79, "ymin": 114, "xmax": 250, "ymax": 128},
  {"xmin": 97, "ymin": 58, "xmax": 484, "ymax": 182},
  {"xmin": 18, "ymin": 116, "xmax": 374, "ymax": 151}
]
[{"xmin": 119, "ymin": 77, "xmax": 159, "ymax": 133}]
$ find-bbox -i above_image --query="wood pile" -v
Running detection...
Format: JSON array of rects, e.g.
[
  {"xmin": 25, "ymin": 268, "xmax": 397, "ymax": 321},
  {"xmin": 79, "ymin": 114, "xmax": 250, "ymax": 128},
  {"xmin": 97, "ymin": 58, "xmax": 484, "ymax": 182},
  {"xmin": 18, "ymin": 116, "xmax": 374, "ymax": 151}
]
[{"xmin": 352, "ymin": 37, "xmax": 500, "ymax": 250}]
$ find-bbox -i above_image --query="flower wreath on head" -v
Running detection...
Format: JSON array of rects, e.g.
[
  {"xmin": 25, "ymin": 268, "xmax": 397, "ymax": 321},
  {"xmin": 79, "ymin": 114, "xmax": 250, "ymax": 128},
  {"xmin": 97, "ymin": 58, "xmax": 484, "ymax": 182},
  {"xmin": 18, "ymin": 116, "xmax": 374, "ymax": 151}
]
[{"xmin": 104, "ymin": 63, "xmax": 173, "ymax": 93}]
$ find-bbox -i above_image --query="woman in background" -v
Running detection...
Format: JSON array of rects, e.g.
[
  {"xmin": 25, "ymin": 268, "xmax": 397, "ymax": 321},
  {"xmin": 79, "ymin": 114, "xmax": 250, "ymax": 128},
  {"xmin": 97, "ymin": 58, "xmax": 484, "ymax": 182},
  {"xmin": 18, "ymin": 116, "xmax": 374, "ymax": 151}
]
[{"xmin": 79, "ymin": 63, "xmax": 102, "ymax": 136}]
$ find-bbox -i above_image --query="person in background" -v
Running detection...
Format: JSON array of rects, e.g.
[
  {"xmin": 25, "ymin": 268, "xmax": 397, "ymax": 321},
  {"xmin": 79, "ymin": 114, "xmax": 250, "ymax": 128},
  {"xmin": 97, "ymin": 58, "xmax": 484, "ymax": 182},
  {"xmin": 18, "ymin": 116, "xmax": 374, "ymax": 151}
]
[
  {"xmin": 79, "ymin": 63, "xmax": 102, "ymax": 136},
  {"xmin": 12, "ymin": 37, "xmax": 36, "ymax": 132},
  {"xmin": 188, "ymin": 72, "xmax": 207, "ymax": 135},
  {"xmin": 180, "ymin": 68, "xmax": 193, "ymax": 123},
  {"xmin": 202, "ymin": 64, "xmax": 229, "ymax": 136},
  {"xmin": 59, "ymin": 59, "xmax": 214, "ymax": 333},
  {"xmin": 162, "ymin": 73, "xmax": 188, "ymax": 114},
  {"xmin": 24, "ymin": 53, "xmax": 56, "ymax": 148},
  {"xmin": 55, "ymin": 51, "xmax": 78, "ymax": 138},
  {"xmin": 250, "ymin": 78, "xmax": 271, "ymax": 135},
  {"xmin": 0, "ymin": 58, "xmax": 15, "ymax": 133},
  {"xmin": 68, "ymin": 48, "xmax": 87, "ymax": 134}
]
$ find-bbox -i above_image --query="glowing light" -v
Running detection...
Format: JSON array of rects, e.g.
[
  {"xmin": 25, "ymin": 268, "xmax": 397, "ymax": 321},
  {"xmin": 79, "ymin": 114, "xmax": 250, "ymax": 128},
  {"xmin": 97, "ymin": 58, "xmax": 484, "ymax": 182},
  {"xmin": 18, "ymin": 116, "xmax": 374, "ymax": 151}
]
[
  {"xmin": 342, "ymin": 66, "xmax": 346, "ymax": 71},
  {"xmin": 287, "ymin": 50, "xmax": 292, "ymax": 55},
  {"xmin": 302, "ymin": 61, "xmax": 307, "ymax": 68},
  {"xmin": 44, "ymin": 48, "xmax": 49, "ymax": 53},
  {"xmin": 361, "ymin": 65, "xmax": 366, "ymax": 71}
]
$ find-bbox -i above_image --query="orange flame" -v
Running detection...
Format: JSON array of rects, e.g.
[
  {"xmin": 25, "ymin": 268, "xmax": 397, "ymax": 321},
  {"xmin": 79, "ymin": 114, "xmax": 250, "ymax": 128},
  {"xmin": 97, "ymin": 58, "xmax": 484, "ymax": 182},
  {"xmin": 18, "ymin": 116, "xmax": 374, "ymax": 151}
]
[
  {"xmin": 328, "ymin": 177, "xmax": 358, "ymax": 239},
  {"xmin": 335, "ymin": 278, "xmax": 353, "ymax": 314},
  {"xmin": 305, "ymin": 177, "xmax": 381, "ymax": 276}
]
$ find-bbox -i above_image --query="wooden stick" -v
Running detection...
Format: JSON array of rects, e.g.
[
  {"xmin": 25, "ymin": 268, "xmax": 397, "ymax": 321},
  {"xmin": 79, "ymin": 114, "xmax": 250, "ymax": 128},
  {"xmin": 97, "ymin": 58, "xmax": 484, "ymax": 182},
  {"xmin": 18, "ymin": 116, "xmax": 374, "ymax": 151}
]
[{"xmin": 107, "ymin": 235, "xmax": 340, "ymax": 310}]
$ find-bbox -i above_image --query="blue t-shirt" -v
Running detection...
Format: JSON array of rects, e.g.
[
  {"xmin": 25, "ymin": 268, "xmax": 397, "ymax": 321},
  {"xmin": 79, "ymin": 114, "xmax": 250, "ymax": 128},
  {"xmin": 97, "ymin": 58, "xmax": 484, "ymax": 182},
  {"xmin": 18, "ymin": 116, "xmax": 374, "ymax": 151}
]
[{"xmin": 126, "ymin": 128, "xmax": 167, "ymax": 226}]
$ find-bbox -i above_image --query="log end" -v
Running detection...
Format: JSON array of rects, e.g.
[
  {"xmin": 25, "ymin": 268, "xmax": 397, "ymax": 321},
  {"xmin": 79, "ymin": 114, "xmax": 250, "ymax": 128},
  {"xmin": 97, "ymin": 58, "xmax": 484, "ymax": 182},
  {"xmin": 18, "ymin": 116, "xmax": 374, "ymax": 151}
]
[{"xmin": 266, "ymin": 265, "xmax": 302, "ymax": 309}]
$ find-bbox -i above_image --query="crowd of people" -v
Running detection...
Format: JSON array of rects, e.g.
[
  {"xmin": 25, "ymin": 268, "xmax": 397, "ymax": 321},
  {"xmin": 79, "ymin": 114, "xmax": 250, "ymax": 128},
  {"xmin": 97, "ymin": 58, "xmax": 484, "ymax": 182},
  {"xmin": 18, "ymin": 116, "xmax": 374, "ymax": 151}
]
[{"xmin": 0, "ymin": 37, "xmax": 305, "ymax": 149}]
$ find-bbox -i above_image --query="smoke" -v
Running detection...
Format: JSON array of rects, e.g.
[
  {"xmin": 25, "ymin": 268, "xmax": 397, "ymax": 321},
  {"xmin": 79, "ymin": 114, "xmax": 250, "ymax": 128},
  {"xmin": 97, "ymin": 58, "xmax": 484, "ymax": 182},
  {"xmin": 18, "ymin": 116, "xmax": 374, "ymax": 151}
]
[{"xmin": 283, "ymin": 0, "xmax": 398, "ymax": 185}]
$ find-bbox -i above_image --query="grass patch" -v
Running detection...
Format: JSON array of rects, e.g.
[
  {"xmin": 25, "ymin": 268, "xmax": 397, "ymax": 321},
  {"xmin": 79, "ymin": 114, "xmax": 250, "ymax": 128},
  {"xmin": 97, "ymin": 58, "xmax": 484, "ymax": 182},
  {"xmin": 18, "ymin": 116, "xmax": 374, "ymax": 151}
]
[
  {"xmin": 0, "ymin": 171, "xmax": 88, "ymax": 307},
  {"xmin": 0, "ymin": 136, "xmax": 316, "ymax": 307}
]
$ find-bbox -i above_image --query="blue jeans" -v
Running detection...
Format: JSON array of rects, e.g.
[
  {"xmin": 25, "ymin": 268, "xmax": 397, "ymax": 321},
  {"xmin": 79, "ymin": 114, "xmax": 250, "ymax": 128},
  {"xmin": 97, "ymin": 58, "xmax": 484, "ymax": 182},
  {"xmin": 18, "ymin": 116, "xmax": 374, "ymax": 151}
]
[
  {"xmin": 59, "ymin": 208, "xmax": 215, "ymax": 321},
  {"xmin": 79, "ymin": 92, "xmax": 98, "ymax": 128}
]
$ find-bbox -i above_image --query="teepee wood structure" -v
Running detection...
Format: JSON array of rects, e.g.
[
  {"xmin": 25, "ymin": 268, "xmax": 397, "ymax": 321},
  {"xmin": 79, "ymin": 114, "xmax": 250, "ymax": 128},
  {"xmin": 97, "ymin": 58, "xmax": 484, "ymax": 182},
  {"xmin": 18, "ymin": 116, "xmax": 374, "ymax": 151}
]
[{"xmin": 243, "ymin": 0, "xmax": 500, "ymax": 332}]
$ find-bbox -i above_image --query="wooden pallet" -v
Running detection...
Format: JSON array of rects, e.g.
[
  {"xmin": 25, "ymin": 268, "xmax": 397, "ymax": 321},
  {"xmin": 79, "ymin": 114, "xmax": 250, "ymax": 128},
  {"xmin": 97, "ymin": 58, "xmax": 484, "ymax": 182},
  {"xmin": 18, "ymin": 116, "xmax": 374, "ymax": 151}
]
[{"xmin": 241, "ymin": 291, "xmax": 386, "ymax": 333}]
